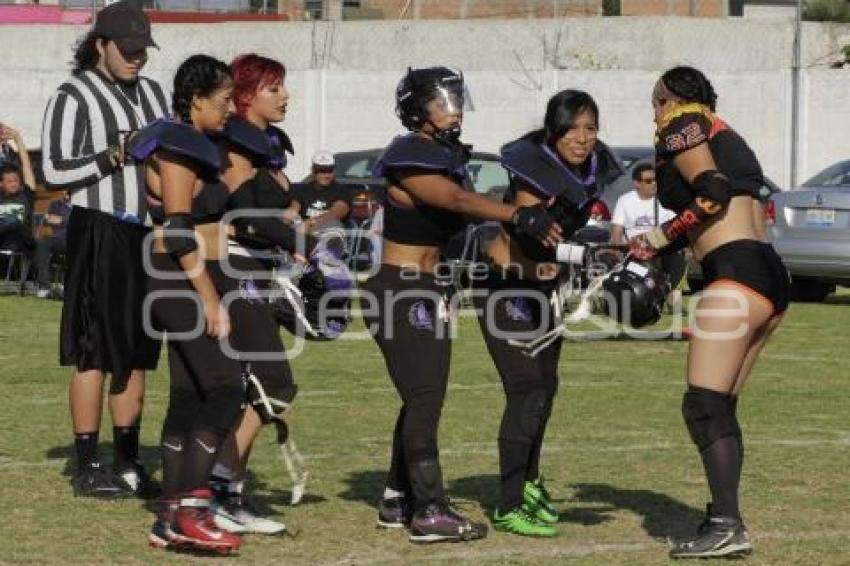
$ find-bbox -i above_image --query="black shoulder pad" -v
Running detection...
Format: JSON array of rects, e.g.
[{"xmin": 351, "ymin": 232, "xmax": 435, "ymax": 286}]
[
  {"xmin": 372, "ymin": 134, "xmax": 469, "ymax": 179},
  {"xmin": 266, "ymin": 125, "xmax": 294, "ymax": 170},
  {"xmin": 128, "ymin": 119, "xmax": 220, "ymax": 177},
  {"xmin": 500, "ymin": 138, "xmax": 597, "ymax": 204},
  {"xmin": 224, "ymin": 117, "xmax": 272, "ymax": 162},
  {"xmin": 655, "ymin": 103, "xmax": 713, "ymax": 157},
  {"xmin": 594, "ymin": 140, "xmax": 625, "ymax": 186}
]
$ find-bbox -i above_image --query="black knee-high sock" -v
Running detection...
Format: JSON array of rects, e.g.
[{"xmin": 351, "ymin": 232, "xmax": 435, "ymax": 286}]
[
  {"xmin": 386, "ymin": 407, "xmax": 411, "ymax": 495},
  {"xmin": 160, "ymin": 432, "xmax": 186, "ymax": 500},
  {"xmin": 113, "ymin": 425, "xmax": 140, "ymax": 470},
  {"xmin": 700, "ymin": 432, "xmax": 742, "ymax": 519},
  {"xmin": 181, "ymin": 428, "xmax": 227, "ymax": 495},
  {"xmin": 730, "ymin": 395, "xmax": 744, "ymax": 477}
]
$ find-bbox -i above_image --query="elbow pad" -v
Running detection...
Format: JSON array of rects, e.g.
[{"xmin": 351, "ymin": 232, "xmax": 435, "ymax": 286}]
[
  {"xmin": 162, "ymin": 213, "xmax": 198, "ymax": 258},
  {"xmin": 659, "ymin": 170, "xmax": 730, "ymax": 243}
]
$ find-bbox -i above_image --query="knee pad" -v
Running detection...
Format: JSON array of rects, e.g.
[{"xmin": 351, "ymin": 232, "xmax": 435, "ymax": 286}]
[
  {"xmin": 244, "ymin": 370, "xmax": 298, "ymax": 424},
  {"xmin": 500, "ymin": 384, "xmax": 548, "ymax": 444},
  {"xmin": 197, "ymin": 385, "xmax": 245, "ymax": 436},
  {"xmin": 682, "ymin": 386, "xmax": 737, "ymax": 451}
]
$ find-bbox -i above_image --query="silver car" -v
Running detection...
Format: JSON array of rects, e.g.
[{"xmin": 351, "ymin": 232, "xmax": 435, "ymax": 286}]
[{"xmin": 768, "ymin": 160, "xmax": 850, "ymax": 301}]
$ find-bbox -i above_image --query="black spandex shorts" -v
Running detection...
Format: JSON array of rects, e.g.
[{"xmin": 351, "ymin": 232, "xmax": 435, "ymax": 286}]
[{"xmin": 701, "ymin": 239, "xmax": 791, "ymax": 314}]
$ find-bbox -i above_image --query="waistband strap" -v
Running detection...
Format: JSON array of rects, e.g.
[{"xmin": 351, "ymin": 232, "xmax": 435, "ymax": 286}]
[{"xmin": 227, "ymin": 240, "xmax": 278, "ymax": 260}]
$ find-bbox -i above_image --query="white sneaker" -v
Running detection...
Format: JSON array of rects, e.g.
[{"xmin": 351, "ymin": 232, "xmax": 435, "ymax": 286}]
[
  {"xmin": 212, "ymin": 500, "xmax": 286, "ymax": 535},
  {"xmin": 211, "ymin": 502, "xmax": 249, "ymax": 534},
  {"xmin": 232, "ymin": 507, "xmax": 287, "ymax": 535}
]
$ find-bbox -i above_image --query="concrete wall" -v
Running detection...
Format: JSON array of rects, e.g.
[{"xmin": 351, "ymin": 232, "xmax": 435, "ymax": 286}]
[{"xmin": 0, "ymin": 17, "xmax": 848, "ymax": 186}]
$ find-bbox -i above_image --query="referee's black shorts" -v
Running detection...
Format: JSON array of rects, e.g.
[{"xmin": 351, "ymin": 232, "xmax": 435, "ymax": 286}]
[{"xmin": 60, "ymin": 206, "xmax": 161, "ymax": 391}]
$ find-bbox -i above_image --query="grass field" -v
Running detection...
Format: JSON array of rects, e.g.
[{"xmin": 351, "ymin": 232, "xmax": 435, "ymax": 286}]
[{"xmin": 1, "ymin": 290, "xmax": 849, "ymax": 565}]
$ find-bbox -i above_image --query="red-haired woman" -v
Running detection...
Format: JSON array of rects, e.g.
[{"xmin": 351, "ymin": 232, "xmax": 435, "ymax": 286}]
[{"xmin": 208, "ymin": 53, "xmax": 319, "ymax": 536}]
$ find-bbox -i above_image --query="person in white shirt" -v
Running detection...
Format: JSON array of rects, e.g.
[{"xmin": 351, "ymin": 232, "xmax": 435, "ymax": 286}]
[
  {"xmin": 611, "ymin": 163, "xmax": 675, "ymax": 242},
  {"xmin": 611, "ymin": 163, "xmax": 685, "ymax": 311}
]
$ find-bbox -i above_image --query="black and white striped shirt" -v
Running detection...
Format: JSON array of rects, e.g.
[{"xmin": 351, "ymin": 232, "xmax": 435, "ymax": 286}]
[{"xmin": 41, "ymin": 69, "xmax": 169, "ymax": 221}]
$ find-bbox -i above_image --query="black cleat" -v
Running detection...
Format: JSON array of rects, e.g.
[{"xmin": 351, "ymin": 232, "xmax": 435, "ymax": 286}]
[
  {"xmin": 670, "ymin": 512, "xmax": 753, "ymax": 559},
  {"xmin": 71, "ymin": 462, "xmax": 131, "ymax": 499}
]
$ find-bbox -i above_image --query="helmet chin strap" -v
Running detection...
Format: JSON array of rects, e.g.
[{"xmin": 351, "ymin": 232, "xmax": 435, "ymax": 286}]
[{"xmin": 424, "ymin": 119, "xmax": 462, "ymax": 147}]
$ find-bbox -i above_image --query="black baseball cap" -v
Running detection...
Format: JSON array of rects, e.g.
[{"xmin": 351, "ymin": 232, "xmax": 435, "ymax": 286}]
[{"xmin": 93, "ymin": 1, "xmax": 158, "ymax": 54}]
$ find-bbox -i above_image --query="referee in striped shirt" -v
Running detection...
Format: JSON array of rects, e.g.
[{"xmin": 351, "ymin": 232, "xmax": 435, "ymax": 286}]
[{"xmin": 41, "ymin": 1, "xmax": 168, "ymax": 499}]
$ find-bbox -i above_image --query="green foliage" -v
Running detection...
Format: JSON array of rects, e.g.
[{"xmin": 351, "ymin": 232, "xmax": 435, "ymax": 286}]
[
  {"xmin": 803, "ymin": 0, "xmax": 850, "ymax": 22},
  {"xmin": 602, "ymin": 0, "xmax": 622, "ymax": 17}
]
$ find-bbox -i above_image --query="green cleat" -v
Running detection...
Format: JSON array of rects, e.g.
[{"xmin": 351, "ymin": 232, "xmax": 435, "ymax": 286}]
[
  {"xmin": 523, "ymin": 478, "xmax": 559, "ymax": 524},
  {"xmin": 492, "ymin": 507, "xmax": 558, "ymax": 537}
]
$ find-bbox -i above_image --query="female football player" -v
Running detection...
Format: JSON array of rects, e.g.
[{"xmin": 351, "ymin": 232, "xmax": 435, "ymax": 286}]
[
  {"xmin": 475, "ymin": 89, "xmax": 619, "ymax": 537},
  {"xmin": 208, "ymin": 53, "xmax": 311, "ymax": 536},
  {"xmin": 630, "ymin": 66, "xmax": 790, "ymax": 559},
  {"xmin": 135, "ymin": 55, "xmax": 242, "ymax": 553},
  {"xmin": 363, "ymin": 66, "xmax": 562, "ymax": 544}
]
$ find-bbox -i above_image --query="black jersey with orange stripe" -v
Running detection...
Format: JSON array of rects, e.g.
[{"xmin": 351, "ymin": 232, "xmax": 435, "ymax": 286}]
[{"xmin": 654, "ymin": 103, "xmax": 764, "ymax": 214}]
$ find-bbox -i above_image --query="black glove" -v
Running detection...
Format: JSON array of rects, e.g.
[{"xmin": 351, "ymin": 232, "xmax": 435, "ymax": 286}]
[{"xmin": 511, "ymin": 204, "xmax": 556, "ymax": 243}]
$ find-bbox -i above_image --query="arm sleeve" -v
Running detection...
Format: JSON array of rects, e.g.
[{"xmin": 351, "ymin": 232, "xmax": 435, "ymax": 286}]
[
  {"xmin": 41, "ymin": 91, "xmax": 115, "ymax": 191},
  {"xmin": 657, "ymin": 234, "xmax": 690, "ymax": 256}
]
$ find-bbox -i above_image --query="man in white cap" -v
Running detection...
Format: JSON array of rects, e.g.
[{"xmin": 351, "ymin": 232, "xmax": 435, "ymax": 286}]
[{"xmin": 291, "ymin": 150, "xmax": 352, "ymax": 233}]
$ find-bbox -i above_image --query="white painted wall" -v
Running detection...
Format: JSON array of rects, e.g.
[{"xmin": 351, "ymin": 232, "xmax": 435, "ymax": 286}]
[{"xmin": 0, "ymin": 17, "xmax": 848, "ymax": 186}]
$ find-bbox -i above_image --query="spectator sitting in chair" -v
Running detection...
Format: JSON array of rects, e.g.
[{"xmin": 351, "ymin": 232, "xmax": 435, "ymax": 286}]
[
  {"xmin": 0, "ymin": 124, "xmax": 36, "ymax": 258},
  {"xmin": 291, "ymin": 150, "xmax": 352, "ymax": 233},
  {"xmin": 611, "ymin": 163, "xmax": 686, "ymax": 313},
  {"xmin": 34, "ymin": 191, "xmax": 71, "ymax": 298}
]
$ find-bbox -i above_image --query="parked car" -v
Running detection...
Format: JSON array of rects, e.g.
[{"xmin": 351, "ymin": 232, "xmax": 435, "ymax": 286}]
[
  {"xmin": 767, "ymin": 160, "xmax": 850, "ymax": 301},
  {"xmin": 317, "ymin": 148, "xmax": 509, "ymax": 270}
]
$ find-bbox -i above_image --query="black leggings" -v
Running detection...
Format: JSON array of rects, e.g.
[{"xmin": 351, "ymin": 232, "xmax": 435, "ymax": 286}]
[
  {"xmin": 148, "ymin": 254, "xmax": 245, "ymax": 499},
  {"xmin": 473, "ymin": 271, "xmax": 561, "ymax": 511},
  {"xmin": 362, "ymin": 265, "xmax": 451, "ymax": 508}
]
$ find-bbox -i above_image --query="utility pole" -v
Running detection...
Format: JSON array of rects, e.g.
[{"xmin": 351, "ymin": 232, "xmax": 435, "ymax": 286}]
[{"xmin": 790, "ymin": 0, "xmax": 802, "ymax": 186}]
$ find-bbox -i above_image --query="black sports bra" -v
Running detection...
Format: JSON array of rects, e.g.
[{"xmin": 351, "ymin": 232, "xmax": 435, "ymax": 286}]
[
  {"xmin": 147, "ymin": 181, "xmax": 230, "ymax": 226},
  {"xmin": 373, "ymin": 134, "xmax": 470, "ymax": 247}
]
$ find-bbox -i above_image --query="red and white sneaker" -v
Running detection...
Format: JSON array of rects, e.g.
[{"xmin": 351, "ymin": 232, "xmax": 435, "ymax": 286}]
[{"xmin": 174, "ymin": 489, "xmax": 242, "ymax": 554}]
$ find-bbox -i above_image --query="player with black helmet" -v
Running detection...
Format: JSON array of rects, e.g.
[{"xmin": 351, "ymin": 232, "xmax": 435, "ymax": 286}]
[
  {"xmin": 630, "ymin": 66, "xmax": 790, "ymax": 559},
  {"xmin": 363, "ymin": 66, "xmax": 562, "ymax": 544},
  {"xmin": 473, "ymin": 89, "xmax": 622, "ymax": 537}
]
